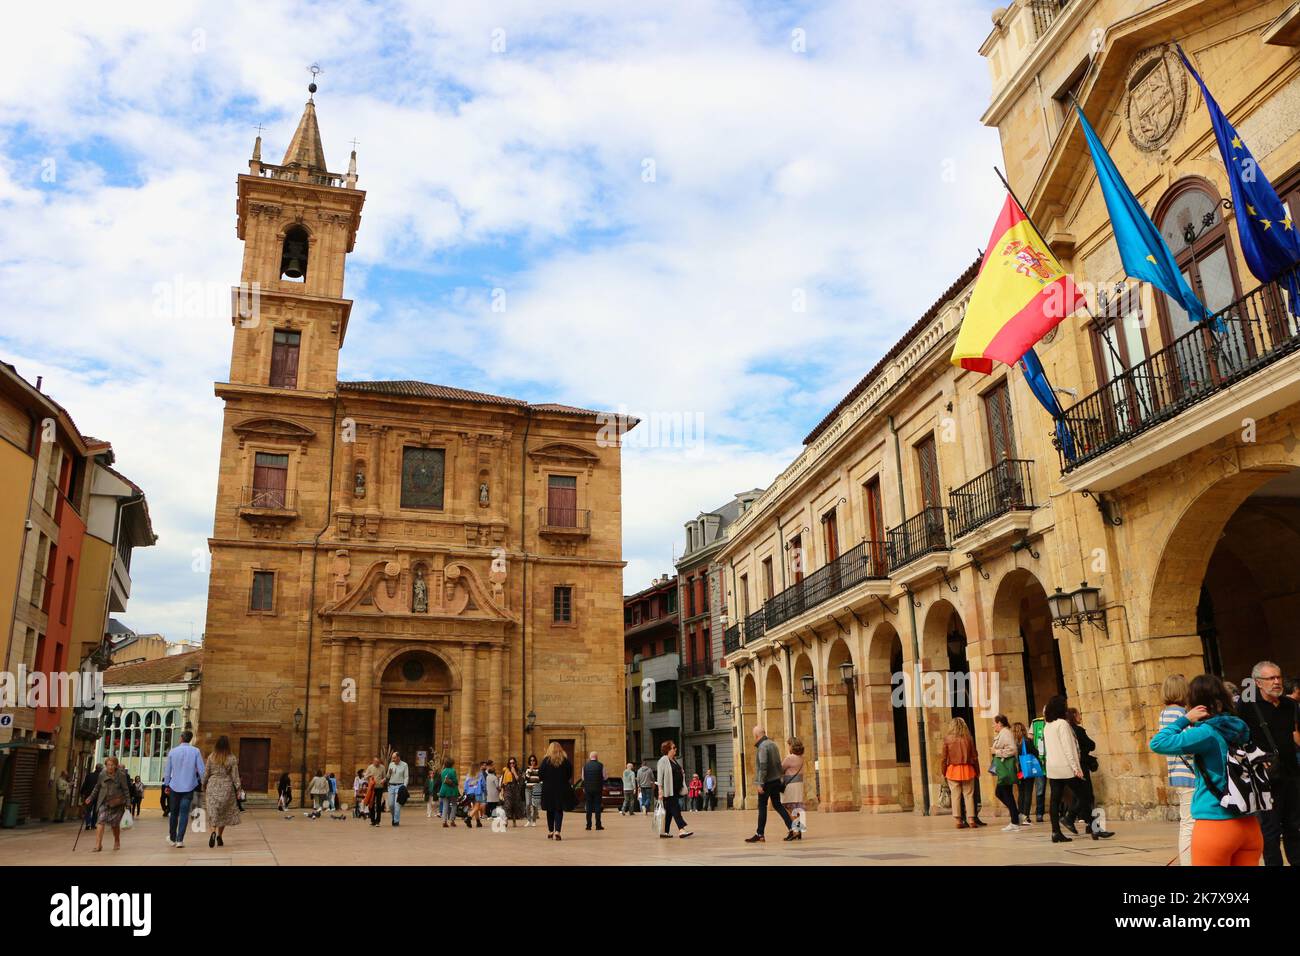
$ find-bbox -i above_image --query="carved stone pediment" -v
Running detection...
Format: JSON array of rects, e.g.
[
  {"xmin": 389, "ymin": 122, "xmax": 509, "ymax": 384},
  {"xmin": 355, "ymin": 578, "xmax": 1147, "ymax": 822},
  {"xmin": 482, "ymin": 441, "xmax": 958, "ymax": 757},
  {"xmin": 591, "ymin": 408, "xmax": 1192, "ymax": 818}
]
[
  {"xmin": 319, "ymin": 555, "xmax": 515, "ymax": 623},
  {"xmin": 527, "ymin": 441, "xmax": 599, "ymax": 475},
  {"xmin": 232, "ymin": 416, "xmax": 316, "ymax": 453}
]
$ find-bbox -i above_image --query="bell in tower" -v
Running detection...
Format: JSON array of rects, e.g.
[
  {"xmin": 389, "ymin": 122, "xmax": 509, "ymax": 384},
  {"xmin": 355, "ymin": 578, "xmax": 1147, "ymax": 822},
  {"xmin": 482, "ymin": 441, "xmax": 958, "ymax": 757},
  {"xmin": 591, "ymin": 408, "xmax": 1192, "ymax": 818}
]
[{"xmin": 280, "ymin": 225, "xmax": 309, "ymax": 280}]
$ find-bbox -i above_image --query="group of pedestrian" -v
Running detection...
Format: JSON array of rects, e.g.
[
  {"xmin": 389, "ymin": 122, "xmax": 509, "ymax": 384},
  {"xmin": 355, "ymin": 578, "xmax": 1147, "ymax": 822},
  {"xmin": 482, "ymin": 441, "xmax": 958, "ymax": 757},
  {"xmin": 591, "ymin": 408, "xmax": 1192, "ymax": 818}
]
[
  {"xmin": 938, "ymin": 699, "xmax": 1115, "ymax": 843},
  {"xmin": 1151, "ymin": 661, "xmax": 1299, "ymax": 866}
]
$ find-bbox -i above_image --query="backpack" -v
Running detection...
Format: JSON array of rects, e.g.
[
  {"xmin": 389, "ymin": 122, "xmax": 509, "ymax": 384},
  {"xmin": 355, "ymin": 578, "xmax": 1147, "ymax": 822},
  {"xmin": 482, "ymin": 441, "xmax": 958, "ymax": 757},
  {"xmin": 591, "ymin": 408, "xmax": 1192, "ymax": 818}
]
[{"xmin": 1195, "ymin": 733, "xmax": 1274, "ymax": 817}]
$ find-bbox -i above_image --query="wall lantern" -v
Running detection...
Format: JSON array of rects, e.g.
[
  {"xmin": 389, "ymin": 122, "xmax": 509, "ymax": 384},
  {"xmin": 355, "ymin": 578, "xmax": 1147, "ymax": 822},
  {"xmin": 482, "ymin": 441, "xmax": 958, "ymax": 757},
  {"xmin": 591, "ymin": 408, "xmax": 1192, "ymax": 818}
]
[
  {"xmin": 525, "ymin": 710, "xmax": 537, "ymax": 732},
  {"xmin": 293, "ymin": 707, "xmax": 304, "ymax": 732},
  {"xmin": 1049, "ymin": 581, "xmax": 1107, "ymax": 638},
  {"xmin": 800, "ymin": 674, "xmax": 815, "ymax": 697},
  {"xmin": 839, "ymin": 661, "xmax": 856, "ymax": 685}
]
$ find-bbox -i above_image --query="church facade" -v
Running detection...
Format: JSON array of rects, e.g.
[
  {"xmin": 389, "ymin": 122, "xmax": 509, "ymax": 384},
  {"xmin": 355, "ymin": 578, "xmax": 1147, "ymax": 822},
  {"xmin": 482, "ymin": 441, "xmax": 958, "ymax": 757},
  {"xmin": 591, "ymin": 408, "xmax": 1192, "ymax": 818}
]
[{"xmin": 199, "ymin": 92, "xmax": 630, "ymax": 794}]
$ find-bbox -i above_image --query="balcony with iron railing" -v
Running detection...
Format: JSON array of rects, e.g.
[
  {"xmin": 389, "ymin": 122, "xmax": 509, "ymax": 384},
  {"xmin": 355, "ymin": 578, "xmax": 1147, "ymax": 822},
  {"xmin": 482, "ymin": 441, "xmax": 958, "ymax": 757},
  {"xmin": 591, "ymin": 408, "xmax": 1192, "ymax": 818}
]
[
  {"xmin": 743, "ymin": 608, "xmax": 767, "ymax": 643},
  {"xmin": 678, "ymin": 659, "xmax": 714, "ymax": 680},
  {"xmin": 887, "ymin": 506, "xmax": 949, "ymax": 570},
  {"xmin": 538, "ymin": 506, "xmax": 592, "ymax": 538},
  {"xmin": 764, "ymin": 540, "xmax": 890, "ymax": 632},
  {"xmin": 948, "ymin": 459, "xmax": 1036, "ymax": 539},
  {"xmin": 723, "ymin": 623, "xmax": 742, "ymax": 655},
  {"xmin": 1058, "ymin": 268, "xmax": 1300, "ymax": 476}
]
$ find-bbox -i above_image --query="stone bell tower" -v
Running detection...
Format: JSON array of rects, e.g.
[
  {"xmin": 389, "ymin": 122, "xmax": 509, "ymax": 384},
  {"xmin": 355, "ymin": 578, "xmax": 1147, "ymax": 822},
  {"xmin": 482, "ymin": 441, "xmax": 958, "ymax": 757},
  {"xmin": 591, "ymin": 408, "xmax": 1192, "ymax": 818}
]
[
  {"xmin": 229, "ymin": 81, "xmax": 365, "ymax": 394},
  {"xmin": 202, "ymin": 84, "xmax": 366, "ymax": 794}
]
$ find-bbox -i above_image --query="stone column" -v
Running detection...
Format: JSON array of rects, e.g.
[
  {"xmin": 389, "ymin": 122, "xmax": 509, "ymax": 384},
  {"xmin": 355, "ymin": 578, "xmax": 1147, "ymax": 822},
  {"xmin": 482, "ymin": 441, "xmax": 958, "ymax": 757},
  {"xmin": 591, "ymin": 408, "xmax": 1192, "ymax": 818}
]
[
  {"xmin": 325, "ymin": 638, "xmax": 344, "ymax": 774},
  {"xmin": 341, "ymin": 639, "xmax": 358, "ymax": 776},
  {"xmin": 488, "ymin": 644, "xmax": 504, "ymax": 761},
  {"xmin": 459, "ymin": 644, "xmax": 478, "ymax": 764},
  {"xmin": 358, "ymin": 640, "xmax": 375, "ymax": 764}
]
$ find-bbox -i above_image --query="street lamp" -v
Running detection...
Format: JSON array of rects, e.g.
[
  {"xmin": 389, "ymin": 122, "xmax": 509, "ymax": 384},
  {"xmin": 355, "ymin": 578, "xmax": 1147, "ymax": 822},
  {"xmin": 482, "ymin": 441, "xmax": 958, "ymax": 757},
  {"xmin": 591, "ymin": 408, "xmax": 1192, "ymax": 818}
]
[
  {"xmin": 839, "ymin": 661, "xmax": 856, "ymax": 686},
  {"xmin": 800, "ymin": 674, "xmax": 814, "ymax": 697},
  {"xmin": 293, "ymin": 707, "xmax": 304, "ymax": 732},
  {"xmin": 1049, "ymin": 581, "xmax": 1107, "ymax": 637}
]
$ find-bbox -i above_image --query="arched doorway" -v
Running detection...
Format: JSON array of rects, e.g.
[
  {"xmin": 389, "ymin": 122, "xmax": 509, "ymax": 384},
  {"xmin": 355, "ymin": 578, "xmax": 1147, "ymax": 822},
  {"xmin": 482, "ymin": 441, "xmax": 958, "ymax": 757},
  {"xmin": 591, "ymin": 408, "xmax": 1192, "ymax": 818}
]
[
  {"xmin": 740, "ymin": 670, "xmax": 759, "ymax": 808},
  {"xmin": 824, "ymin": 637, "xmax": 860, "ymax": 810},
  {"xmin": 792, "ymin": 651, "xmax": 817, "ymax": 808},
  {"xmin": 990, "ymin": 568, "xmax": 1066, "ymax": 726},
  {"xmin": 1196, "ymin": 470, "xmax": 1300, "ymax": 684},
  {"xmin": 763, "ymin": 662, "xmax": 786, "ymax": 745},
  {"xmin": 380, "ymin": 650, "xmax": 454, "ymax": 790},
  {"xmin": 863, "ymin": 622, "xmax": 912, "ymax": 809},
  {"xmin": 920, "ymin": 599, "xmax": 972, "ymax": 807}
]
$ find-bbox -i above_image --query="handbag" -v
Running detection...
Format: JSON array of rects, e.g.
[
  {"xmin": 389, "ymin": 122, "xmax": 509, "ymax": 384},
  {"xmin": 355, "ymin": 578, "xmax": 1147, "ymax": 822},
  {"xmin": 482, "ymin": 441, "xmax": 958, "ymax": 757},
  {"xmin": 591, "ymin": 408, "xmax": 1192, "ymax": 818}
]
[
  {"xmin": 993, "ymin": 755, "xmax": 1018, "ymax": 785},
  {"xmin": 1018, "ymin": 741, "xmax": 1044, "ymax": 779},
  {"xmin": 938, "ymin": 779, "xmax": 952, "ymax": 810},
  {"xmin": 397, "ymin": 784, "xmax": 409, "ymax": 806}
]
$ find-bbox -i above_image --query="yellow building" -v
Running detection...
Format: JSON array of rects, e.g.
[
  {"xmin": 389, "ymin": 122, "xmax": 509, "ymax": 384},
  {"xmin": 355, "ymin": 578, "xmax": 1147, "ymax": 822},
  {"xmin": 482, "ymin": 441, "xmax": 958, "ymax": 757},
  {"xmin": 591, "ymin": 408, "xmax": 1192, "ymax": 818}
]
[
  {"xmin": 199, "ymin": 89, "xmax": 632, "ymax": 796},
  {"xmin": 723, "ymin": 0, "xmax": 1300, "ymax": 820}
]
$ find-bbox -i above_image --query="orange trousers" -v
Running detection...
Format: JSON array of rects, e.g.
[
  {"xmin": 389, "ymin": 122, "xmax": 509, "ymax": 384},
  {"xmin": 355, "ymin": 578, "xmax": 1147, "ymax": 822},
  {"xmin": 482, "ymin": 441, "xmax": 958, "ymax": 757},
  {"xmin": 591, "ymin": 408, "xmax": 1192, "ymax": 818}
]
[{"xmin": 1190, "ymin": 816, "xmax": 1263, "ymax": 866}]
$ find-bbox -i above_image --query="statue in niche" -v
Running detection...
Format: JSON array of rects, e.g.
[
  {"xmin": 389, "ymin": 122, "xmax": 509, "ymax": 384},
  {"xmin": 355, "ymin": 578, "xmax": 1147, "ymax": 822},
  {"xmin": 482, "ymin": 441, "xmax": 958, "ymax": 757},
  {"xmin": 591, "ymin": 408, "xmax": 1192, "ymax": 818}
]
[
  {"xmin": 354, "ymin": 468, "xmax": 366, "ymax": 499},
  {"xmin": 479, "ymin": 481, "xmax": 490, "ymax": 507},
  {"xmin": 412, "ymin": 568, "xmax": 428, "ymax": 613}
]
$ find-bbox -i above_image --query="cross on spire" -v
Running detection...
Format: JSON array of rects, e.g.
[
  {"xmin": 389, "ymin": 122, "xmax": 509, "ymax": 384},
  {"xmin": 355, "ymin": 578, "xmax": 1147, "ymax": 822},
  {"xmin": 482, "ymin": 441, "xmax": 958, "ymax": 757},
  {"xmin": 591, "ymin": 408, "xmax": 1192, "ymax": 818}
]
[{"xmin": 349, "ymin": 137, "xmax": 360, "ymax": 150}]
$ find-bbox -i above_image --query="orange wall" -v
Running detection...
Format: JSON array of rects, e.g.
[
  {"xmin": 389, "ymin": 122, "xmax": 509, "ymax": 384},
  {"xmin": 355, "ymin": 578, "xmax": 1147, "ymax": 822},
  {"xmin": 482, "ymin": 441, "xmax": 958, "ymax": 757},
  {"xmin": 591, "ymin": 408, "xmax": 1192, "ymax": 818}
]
[{"xmin": 34, "ymin": 497, "xmax": 85, "ymax": 734}]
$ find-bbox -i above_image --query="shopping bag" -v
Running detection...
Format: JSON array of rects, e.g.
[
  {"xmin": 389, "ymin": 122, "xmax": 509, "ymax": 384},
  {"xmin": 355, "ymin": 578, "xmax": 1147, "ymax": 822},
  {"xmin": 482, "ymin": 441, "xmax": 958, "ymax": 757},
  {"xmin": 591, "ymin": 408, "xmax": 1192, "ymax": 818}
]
[
  {"xmin": 1018, "ymin": 741, "xmax": 1044, "ymax": 779},
  {"xmin": 120, "ymin": 809, "xmax": 134, "ymax": 829},
  {"xmin": 652, "ymin": 799, "xmax": 665, "ymax": 834}
]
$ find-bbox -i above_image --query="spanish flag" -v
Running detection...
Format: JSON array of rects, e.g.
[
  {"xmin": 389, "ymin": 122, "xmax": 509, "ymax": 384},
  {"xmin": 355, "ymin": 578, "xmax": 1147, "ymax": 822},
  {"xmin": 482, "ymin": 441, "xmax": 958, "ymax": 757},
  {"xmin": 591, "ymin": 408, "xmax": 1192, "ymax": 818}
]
[{"xmin": 951, "ymin": 194, "xmax": 1086, "ymax": 373}]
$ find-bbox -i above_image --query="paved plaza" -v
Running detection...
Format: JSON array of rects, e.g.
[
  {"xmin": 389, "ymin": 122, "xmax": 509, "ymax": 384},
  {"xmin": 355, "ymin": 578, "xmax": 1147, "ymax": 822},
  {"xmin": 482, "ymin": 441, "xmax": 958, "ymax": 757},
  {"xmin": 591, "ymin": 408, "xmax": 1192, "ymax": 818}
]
[{"xmin": 0, "ymin": 805, "xmax": 1187, "ymax": 866}]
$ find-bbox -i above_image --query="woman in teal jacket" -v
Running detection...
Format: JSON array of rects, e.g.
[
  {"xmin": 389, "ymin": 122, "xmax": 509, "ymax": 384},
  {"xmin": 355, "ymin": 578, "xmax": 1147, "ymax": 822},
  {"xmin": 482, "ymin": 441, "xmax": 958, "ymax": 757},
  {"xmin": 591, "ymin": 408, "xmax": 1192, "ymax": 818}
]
[{"xmin": 1149, "ymin": 674, "xmax": 1263, "ymax": 866}]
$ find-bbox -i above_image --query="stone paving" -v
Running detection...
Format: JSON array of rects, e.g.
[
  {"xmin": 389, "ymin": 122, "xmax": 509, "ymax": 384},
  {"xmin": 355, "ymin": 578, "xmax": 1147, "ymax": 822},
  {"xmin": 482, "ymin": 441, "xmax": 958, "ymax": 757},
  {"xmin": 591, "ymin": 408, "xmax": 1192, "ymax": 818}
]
[{"xmin": 0, "ymin": 803, "xmax": 1187, "ymax": 866}]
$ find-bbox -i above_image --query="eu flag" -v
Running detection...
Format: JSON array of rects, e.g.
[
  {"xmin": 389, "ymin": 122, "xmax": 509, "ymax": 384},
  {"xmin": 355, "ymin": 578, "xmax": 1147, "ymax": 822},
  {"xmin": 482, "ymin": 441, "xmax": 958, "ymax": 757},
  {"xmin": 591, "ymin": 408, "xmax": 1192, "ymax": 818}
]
[
  {"xmin": 1076, "ymin": 105, "xmax": 1211, "ymax": 324},
  {"xmin": 1177, "ymin": 45, "xmax": 1300, "ymax": 288}
]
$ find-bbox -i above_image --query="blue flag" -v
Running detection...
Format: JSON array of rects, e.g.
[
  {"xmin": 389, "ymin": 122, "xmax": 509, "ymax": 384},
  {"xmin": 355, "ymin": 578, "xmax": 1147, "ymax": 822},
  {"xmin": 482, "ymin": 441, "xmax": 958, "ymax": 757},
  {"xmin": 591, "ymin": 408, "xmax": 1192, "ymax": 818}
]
[
  {"xmin": 1018, "ymin": 347, "xmax": 1076, "ymax": 463},
  {"xmin": 1075, "ymin": 105, "xmax": 1210, "ymax": 324},
  {"xmin": 1177, "ymin": 45, "xmax": 1300, "ymax": 287}
]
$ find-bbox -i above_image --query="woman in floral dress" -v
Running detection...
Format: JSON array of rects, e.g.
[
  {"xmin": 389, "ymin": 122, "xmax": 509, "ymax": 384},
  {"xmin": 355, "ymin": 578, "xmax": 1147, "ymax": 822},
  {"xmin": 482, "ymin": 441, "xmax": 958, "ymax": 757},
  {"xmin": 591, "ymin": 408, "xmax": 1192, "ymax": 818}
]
[
  {"xmin": 86, "ymin": 755, "xmax": 132, "ymax": 852},
  {"xmin": 203, "ymin": 735, "xmax": 242, "ymax": 848}
]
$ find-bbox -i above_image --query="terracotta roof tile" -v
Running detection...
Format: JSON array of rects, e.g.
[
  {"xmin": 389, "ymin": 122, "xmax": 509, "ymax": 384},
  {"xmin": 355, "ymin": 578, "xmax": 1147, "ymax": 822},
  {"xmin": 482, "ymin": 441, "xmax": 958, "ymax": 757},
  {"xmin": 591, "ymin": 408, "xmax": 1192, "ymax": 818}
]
[{"xmin": 103, "ymin": 650, "xmax": 203, "ymax": 687}]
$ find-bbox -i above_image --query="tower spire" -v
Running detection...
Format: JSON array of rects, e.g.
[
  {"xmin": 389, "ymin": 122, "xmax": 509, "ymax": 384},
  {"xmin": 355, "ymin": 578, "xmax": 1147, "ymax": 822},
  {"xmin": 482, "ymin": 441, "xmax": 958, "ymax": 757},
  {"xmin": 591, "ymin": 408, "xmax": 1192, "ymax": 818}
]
[{"xmin": 282, "ymin": 67, "xmax": 327, "ymax": 172}]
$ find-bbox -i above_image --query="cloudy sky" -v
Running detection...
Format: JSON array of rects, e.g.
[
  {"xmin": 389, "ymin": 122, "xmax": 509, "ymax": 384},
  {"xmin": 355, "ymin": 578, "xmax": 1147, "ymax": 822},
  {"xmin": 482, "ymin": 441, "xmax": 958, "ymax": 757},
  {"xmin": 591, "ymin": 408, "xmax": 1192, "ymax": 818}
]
[{"xmin": 0, "ymin": 0, "xmax": 1003, "ymax": 641}]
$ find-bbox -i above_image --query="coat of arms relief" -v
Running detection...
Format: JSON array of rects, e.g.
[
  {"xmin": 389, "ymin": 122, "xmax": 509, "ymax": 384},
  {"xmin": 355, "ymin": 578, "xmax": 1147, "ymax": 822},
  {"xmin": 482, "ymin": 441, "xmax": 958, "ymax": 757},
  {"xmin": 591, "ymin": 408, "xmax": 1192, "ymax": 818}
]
[{"xmin": 1125, "ymin": 45, "xmax": 1188, "ymax": 153}]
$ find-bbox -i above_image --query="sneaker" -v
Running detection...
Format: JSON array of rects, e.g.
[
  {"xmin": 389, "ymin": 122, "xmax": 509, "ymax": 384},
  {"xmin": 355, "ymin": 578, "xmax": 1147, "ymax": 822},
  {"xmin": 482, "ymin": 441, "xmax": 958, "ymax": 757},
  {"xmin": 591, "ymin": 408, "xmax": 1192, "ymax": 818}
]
[
  {"xmin": 174, "ymin": 842, "xmax": 184, "ymax": 848},
  {"xmin": 678, "ymin": 830, "xmax": 694, "ymax": 838},
  {"xmin": 167, "ymin": 839, "xmax": 175, "ymax": 847},
  {"xmin": 1002, "ymin": 823, "xmax": 1021, "ymax": 832}
]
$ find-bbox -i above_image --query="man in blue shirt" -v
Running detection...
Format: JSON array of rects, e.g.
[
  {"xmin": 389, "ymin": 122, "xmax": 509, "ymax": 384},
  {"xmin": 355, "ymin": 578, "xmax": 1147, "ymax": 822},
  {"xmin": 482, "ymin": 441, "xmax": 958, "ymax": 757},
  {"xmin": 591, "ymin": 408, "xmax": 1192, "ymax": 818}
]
[{"xmin": 163, "ymin": 730, "xmax": 205, "ymax": 848}]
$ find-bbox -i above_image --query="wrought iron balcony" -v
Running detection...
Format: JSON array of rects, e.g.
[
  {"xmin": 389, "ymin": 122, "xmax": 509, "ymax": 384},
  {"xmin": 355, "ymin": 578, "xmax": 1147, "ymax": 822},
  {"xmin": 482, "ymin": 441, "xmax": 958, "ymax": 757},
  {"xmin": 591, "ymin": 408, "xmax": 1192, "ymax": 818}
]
[
  {"xmin": 678, "ymin": 659, "xmax": 714, "ymax": 679},
  {"xmin": 743, "ymin": 608, "xmax": 767, "ymax": 643},
  {"xmin": 948, "ymin": 459, "xmax": 1036, "ymax": 539},
  {"xmin": 764, "ymin": 540, "xmax": 890, "ymax": 632},
  {"xmin": 723, "ymin": 623, "xmax": 742, "ymax": 654},
  {"xmin": 538, "ymin": 506, "xmax": 592, "ymax": 536},
  {"xmin": 1057, "ymin": 268, "xmax": 1300, "ymax": 473},
  {"xmin": 887, "ymin": 506, "xmax": 949, "ymax": 569}
]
